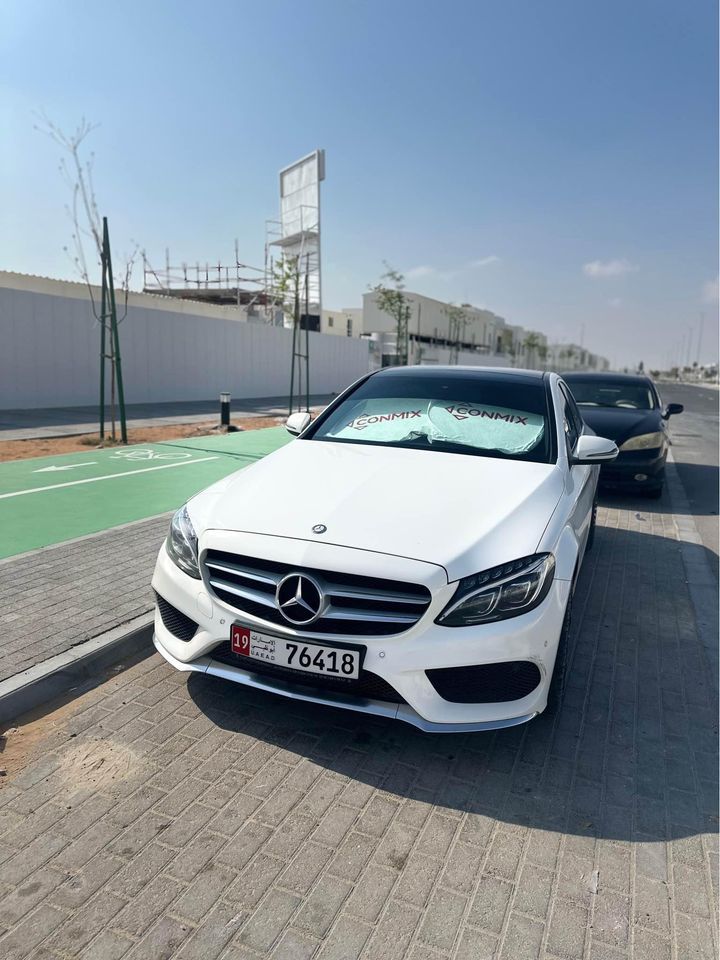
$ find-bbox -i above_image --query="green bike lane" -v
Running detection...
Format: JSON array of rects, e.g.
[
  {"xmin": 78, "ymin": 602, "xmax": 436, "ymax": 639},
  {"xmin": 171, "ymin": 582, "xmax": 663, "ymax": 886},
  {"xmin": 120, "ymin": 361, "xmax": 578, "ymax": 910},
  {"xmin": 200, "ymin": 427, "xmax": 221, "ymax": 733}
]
[{"xmin": 0, "ymin": 428, "xmax": 290, "ymax": 559}]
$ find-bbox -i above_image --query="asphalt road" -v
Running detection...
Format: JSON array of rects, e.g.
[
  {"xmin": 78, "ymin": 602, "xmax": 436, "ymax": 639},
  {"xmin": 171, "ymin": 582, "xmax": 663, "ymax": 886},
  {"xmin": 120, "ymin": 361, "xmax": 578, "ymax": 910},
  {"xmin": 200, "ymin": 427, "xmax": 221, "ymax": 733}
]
[{"xmin": 660, "ymin": 381, "xmax": 719, "ymax": 578}]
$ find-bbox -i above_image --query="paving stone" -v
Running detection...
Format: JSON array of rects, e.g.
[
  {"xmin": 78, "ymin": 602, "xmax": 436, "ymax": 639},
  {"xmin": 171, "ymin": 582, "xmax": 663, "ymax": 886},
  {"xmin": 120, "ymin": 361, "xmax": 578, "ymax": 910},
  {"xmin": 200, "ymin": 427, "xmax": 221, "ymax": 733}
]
[
  {"xmin": 418, "ymin": 885, "xmax": 467, "ymax": 951},
  {"xmin": 237, "ymin": 888, "xmax": 302, "ymax": 953},
  {"xmin": 44, "ymin": 890, "xmax": 126, "ymax": 954},
  {"xmin": 124, "ymin": 915, "xmax": 192, "ymax": 959},
  {"xmin": 294, "ymin": 876, "xmax": 353, "ymax": 938},
  {"xmin": 499, "ymin": 914, "xmax": 544, "ymax": 960},
  {"xmin": 0, "ymin": 497, "xmax": 716, "ymax": 960},
  {"xmin": 316, "ymin": 915, "xmax": 373, "ymax": 960},
  {"xmin": 0, "ymin": 516, "xmax": 164, "ymax": 685},
  {"xmin": 547, "ymin": 900, "xmax": 588, "ymax": 959},
  {"xmin": 469, "ymin": 876, "xmax": 514, "ymax": 934},
  {"xmin": 364, "ymin": 900, "xmax": 421, "ymax": 960},
  {"xmin": 0, "ymin": 904, "xmax": 69, "ymax": 960}
]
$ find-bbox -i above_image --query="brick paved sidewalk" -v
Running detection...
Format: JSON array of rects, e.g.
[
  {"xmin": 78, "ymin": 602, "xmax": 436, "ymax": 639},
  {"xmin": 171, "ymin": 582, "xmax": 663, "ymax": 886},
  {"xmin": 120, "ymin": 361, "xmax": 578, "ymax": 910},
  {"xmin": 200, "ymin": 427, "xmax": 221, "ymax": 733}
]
[
  {"xmin": 0, "ymin": 498, "xmax": 717, "ymax": 960},
  {"xmin": 0, "ymin": 516, "xmax": 167, "ymax": 684}
]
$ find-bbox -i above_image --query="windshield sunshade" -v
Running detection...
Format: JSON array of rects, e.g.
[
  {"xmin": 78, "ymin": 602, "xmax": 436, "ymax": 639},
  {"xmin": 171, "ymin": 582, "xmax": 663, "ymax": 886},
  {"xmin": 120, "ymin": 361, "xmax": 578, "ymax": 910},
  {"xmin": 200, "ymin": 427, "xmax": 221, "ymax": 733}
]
[
  {"xmin": 326, "ymin": 398, "xmax": 544, "ymax": 455},
  {"xmin": 308, "ymin": 372, "xmax": 554, "ymax": 463}
]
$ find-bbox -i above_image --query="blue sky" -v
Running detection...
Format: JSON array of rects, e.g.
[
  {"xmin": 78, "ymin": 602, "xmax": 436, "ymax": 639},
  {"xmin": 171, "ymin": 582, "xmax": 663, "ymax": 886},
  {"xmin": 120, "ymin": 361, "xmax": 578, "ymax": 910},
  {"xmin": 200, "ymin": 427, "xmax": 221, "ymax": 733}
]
[{"xmin": 2, "ymin": 0, "xmax": 717, "ymax": 369}]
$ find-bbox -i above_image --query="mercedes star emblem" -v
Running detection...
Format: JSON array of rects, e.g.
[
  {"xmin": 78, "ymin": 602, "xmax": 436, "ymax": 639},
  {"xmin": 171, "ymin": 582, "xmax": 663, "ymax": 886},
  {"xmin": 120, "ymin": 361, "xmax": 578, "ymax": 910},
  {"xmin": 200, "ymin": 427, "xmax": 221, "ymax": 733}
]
[
  {"xmin": 312, "ymin": 524, "xmax": 327, "ymax": 534},
  {"xmin": 276, "ymin": 573, "xmax": 324, "ymax": 625}
]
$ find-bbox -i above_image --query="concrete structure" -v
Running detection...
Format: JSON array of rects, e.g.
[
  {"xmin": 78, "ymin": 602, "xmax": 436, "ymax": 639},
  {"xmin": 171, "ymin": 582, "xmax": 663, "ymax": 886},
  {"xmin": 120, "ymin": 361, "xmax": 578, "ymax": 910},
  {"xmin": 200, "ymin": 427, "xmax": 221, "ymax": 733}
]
[
  {"xmin": 0, "ymin": 272, "xmax": 369, "ymax": 410},
  {"xmin": 271, "ymin": 150, "xmax": 325, "ymax": 330}
]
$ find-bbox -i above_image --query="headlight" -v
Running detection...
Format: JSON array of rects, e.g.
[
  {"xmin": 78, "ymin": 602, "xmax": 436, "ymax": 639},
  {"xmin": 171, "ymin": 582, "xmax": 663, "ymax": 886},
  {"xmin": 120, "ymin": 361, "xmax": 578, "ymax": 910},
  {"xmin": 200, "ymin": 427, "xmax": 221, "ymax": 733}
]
[
  {"xmin": 166, "ymin": 505, "xmax": 200, "ymax": 579},
  {"xmin": 436, "ymin": 554, "xmax": 555, "ymax": 627},
  {"xmin": 619, "ymin": 431, "xmax": 664, "ymax": 452}
]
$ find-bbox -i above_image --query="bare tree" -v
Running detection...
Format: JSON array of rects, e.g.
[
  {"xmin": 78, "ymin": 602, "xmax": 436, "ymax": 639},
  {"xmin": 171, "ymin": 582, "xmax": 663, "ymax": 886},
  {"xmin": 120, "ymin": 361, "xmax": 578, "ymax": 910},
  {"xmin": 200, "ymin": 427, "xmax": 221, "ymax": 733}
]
[
  {"xmin": 36, "ymin": 115, "xmax": 138, "ymax": 441},
  {"xmin": 36, "ymin": 114, "xmax": 138, "ymax": 319}
]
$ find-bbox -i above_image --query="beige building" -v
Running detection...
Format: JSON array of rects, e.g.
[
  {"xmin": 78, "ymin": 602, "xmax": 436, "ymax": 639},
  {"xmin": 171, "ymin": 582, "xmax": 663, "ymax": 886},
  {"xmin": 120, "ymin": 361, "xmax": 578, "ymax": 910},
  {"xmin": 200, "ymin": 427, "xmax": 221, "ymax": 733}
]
[
  {"xmin": 320, "ymin": 308, "xmax": 363, "ymax": 337},
  {"xmin": 322, "ymin": 289, "xmax": 609, "ymax": 372},
  {"xmin": 547, "ymin": 343, "xmax": 610, "ymax": 372}
]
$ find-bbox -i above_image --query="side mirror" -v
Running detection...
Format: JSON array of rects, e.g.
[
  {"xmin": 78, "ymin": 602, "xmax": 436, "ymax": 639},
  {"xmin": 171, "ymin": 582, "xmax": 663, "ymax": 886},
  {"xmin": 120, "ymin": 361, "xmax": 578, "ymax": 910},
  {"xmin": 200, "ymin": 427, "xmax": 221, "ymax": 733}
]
[
  {"xmin": 286, "ymin": 412, "xmax": 312, "ymax": 436},
  {"xmin": 572, "ymin": 434, "xmax": 618, "ymax": 465},
  {"xmin": 662, "ymin": 403, "xmax": 683, "ymax": 419}
]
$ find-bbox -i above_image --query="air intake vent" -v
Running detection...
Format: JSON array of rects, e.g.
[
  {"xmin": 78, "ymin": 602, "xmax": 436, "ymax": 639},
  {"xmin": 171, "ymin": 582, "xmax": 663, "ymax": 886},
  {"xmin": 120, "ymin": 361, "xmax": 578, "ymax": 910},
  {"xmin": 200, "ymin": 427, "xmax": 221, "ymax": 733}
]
[
  {"xmin": 155, "ymin": 592, "xmax": 198, "ymax": 642},
  {"xmin": 426, "ymin": 661, "xmax": 541, "ymax": 704},
  {"xmin": 203, "ymin": 550, "xmax": 431, "ymax": 638}
]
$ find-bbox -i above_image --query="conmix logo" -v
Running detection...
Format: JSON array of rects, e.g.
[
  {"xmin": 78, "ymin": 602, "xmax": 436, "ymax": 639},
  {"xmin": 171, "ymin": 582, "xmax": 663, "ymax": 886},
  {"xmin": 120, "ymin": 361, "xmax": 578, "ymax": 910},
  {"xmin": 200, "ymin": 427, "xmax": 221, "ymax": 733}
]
[
  {"xmin": 346, "ymin": 410, "xmax": 421, "ymax": 430},
  {"xmin": 445, "ymin": 406, "xmax": 529, "ymax": 425}
]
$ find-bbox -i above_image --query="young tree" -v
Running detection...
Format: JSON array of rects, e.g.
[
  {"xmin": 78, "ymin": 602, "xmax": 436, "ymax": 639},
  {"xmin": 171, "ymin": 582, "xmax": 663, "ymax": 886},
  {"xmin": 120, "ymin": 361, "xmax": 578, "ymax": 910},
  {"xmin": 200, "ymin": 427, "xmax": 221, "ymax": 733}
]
[
  {"xmin": 273, "ymin": 255, "xmax": 309, "ymax": 412},
  {"xmin": 272, "ymin": 254, "xmax": 301, "ymax": 328},
  {"xmin": 37, "ymin": 116, "xmax": 137, "ymax": 316},
  {"xmin": 522, "ymin": 332, "xmax": 542, "ymax": 369},
  {"xmin": 370, "ymin": 264, "xmax": 410, "ymax": 366},
  {"xmin": 37, "ymin": 116, "xmax": 137, "ymax": 442},
  {"xmin": 443, "ymin": 303, "xmax": 470, "ymax": 364}
]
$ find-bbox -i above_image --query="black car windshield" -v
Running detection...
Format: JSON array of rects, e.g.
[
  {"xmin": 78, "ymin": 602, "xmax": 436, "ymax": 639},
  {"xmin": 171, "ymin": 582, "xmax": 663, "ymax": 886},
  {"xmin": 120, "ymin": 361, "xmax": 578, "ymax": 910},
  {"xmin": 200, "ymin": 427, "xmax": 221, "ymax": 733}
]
[
  {"xmin": 567, "ymin": 379, "xmax": 656, "ymax": 410},
  {"xmin": 306, "ymin": 372, "xmax": 553, "ymax": 463}
]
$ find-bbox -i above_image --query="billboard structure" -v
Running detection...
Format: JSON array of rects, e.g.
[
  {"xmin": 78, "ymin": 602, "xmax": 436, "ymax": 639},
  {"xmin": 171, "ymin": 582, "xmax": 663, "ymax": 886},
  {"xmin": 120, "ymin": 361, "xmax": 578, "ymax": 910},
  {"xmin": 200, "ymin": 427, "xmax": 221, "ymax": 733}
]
[{"xmin": 267, "ymin": 149, "xmax": 325, "ymax": 331}]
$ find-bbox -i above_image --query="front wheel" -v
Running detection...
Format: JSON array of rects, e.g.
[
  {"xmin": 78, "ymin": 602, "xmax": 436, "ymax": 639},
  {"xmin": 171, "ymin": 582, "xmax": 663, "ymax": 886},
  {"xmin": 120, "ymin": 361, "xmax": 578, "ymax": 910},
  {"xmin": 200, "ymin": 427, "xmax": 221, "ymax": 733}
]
[{"xmin": 547, "ymin": 591, "xmax": 572, "ymax": 714}]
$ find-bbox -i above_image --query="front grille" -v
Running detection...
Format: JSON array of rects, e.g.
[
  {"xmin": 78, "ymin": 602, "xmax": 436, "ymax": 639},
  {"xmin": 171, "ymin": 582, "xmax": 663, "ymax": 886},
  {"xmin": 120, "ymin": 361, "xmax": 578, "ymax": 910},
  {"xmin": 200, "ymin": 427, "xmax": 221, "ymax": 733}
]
[
  {"xmin": 209, "ymin": 640, "xmax": 407, "ymax": 704},
  {"xmin": 426, "ymin": 661, "xmax": 541, "ymax": 704},
  {"xmin": 155, "ymin": 592, "xmax": 198, "ymax": 642},
  {"xmin": 203, "ymin": 550, "xmax": 431, "ymax": 637}
]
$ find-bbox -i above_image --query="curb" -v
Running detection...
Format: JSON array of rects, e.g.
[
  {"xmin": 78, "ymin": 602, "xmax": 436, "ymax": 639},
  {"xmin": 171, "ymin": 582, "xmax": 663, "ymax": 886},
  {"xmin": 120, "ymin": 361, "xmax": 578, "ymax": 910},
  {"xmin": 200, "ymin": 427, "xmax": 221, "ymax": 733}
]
[{"xmin": 0, "ymin": 612, "xmax": 155, "ymax": 726}]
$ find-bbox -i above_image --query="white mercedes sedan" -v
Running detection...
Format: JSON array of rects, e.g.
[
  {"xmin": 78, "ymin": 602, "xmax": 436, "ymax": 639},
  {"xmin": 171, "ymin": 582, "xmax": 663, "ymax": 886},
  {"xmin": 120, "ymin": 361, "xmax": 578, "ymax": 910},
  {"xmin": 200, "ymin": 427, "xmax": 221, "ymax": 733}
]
[{"xmin": 151, "ymin": 367, "xmax": 618, "ymax": 733}]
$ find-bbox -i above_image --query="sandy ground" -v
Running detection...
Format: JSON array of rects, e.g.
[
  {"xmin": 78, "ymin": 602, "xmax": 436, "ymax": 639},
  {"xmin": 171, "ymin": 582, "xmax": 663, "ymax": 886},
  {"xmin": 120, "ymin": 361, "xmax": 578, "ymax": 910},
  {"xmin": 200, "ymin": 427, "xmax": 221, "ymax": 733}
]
[{"xmin": 0, "ymin": 415, "xmax": 287, "ymax": 463}]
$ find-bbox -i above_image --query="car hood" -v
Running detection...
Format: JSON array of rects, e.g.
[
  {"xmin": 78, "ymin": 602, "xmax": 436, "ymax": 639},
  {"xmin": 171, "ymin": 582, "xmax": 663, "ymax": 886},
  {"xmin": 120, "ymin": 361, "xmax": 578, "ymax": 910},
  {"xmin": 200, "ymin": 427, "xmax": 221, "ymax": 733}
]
[
  {"xmin": 577, "ymin": 407, "xmax": 661, "ymax": 445},
  {"xmin": 189, "ymin": 439, "xmax": 564, "ymax": 582}
]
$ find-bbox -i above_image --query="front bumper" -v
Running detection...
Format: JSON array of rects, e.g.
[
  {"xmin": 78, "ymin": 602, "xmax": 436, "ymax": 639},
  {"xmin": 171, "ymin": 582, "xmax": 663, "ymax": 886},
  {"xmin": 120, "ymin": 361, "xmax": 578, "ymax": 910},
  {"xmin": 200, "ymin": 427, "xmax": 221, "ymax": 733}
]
[
  {"xmin": 599, "ymin": 448, "xmax": 666, "ymax": 490},
  {"xmin": 151, "ymin": 532, "xmax": 571, "ymax": 732}
]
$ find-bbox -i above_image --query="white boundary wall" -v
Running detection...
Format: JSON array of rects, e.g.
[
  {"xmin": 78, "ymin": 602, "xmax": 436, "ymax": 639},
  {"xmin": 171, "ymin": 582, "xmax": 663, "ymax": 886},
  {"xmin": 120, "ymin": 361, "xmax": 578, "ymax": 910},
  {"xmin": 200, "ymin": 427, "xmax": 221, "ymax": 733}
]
[{"xmin": 0, "ymin": 273, "xmax": 370, "ymax": 409}]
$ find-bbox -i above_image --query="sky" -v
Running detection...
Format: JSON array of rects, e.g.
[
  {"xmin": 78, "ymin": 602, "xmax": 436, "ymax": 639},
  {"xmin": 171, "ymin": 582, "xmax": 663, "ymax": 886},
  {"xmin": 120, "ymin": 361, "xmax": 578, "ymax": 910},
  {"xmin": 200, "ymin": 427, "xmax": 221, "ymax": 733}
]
[{"xmin": 1, "ymin": 0, "xmax": 718, "ymax": 370}]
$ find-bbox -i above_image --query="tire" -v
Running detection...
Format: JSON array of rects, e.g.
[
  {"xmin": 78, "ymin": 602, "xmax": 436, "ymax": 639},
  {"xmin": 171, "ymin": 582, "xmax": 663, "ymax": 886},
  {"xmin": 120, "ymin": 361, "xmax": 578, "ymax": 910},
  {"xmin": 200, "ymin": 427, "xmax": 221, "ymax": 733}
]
[
  {"xmin": 586, "ymin": 499, "xmax": 598, "ymax": 552},
  {"xmin": 547, "ymin": 591, "xmax": 572, "ymax": 714},
  {"xmin": 645, "ymin": 484, "xmax": 663, "ymax": 499}
]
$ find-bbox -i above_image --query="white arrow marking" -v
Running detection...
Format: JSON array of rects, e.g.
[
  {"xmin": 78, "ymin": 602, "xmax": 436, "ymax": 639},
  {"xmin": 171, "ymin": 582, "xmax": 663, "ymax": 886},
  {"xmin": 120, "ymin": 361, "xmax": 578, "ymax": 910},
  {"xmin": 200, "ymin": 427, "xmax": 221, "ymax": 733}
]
[
  {"xmin": 33, "ymin": 462, "xmax": 98, "ymax": 473},
  {"xmin": 1, "ymin": 457, "xmax": 220, "ymax": 499}
]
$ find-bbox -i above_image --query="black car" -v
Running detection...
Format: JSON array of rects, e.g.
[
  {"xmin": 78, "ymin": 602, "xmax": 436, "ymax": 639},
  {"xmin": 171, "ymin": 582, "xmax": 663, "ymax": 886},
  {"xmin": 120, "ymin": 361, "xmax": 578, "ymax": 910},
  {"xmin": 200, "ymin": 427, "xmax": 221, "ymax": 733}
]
[{"xmin": 563, "ymin": 372, "xmax": 682, "ymax": 498}]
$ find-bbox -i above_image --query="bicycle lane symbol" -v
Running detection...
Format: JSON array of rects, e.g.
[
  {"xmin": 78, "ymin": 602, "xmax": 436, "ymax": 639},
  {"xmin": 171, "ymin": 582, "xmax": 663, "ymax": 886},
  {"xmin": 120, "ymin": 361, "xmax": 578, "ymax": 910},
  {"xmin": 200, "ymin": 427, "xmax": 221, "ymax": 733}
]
[{"xmin": 108, "ymin": 448, "xmax": 193, "ymax": 462}]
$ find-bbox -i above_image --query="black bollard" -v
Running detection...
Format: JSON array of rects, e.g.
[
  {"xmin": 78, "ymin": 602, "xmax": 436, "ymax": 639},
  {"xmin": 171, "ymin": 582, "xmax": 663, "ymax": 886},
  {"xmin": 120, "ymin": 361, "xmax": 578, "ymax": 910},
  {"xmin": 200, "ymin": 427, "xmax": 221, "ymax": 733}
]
[{"xmin": 220, "ymin": 392, "xmax": 231, "ymax": 428}]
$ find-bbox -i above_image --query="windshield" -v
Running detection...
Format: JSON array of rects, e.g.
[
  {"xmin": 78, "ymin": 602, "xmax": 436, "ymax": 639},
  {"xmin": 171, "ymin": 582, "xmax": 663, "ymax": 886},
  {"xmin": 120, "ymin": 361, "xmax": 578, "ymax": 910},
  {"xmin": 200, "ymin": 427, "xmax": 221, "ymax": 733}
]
[
  {"xmin": 306, "ymin": 372, "xmax": 554, "ymax": 463},
  {"xmin": 566, "ymin": 379, "xmax": 656, "ymax": 410}
]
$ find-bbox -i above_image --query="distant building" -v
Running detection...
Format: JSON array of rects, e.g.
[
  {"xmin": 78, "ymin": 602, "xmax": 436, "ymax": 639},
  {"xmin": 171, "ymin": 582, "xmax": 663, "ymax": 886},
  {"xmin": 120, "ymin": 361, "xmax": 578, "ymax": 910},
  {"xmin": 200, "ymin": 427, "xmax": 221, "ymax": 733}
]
[
  {"xmin": 321, "ymin": 308, "xmax": 363, "ymax": 338},
  {"xmin": 547, "ymin": 343, "xmax": 610, "ymax": 372},
  {"xmin": 323, "ymin": 291, "xmax": 598, "ymax": 373}
]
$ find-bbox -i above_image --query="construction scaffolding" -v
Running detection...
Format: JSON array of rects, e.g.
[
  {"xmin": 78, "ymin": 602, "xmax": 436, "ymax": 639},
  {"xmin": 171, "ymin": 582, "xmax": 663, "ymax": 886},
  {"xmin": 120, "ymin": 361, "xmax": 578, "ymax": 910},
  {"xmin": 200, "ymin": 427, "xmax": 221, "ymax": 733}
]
[
  {"xmin": 141, "ymin": 150, "xmax": 325, "ymax": 411},
  {"xmin": 142, "ymin": 243, "xmax": 281, "ymax": 317}
]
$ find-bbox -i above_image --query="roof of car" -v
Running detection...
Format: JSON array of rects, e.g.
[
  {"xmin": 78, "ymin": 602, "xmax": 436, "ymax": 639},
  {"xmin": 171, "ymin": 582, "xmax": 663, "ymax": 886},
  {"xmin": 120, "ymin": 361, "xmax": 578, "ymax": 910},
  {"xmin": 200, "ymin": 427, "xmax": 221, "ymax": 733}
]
[
  {"xmin": 373, "ymin": 365, "xmax": 545, "ymax": 383},
  {"xmin": 561, "ymin": 371, "xmax": 651, "ymax": 383}
]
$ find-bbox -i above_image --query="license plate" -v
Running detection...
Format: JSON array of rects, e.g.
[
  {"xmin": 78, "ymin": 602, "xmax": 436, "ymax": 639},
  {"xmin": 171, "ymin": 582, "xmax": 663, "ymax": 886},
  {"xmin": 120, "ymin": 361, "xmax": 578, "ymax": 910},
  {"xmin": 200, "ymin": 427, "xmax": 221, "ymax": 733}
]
[{"xmin": 230, "ymin": 625, "xmax": 361, "ymax": 679}]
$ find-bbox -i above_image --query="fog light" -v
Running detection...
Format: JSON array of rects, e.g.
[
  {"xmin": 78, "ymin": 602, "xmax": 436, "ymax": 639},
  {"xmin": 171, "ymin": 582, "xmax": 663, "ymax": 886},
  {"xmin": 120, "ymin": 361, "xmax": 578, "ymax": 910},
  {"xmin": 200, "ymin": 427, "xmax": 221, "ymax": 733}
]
[{"xmin": 634, "ymin": 473, "xmax": 648, "ymax": 481}]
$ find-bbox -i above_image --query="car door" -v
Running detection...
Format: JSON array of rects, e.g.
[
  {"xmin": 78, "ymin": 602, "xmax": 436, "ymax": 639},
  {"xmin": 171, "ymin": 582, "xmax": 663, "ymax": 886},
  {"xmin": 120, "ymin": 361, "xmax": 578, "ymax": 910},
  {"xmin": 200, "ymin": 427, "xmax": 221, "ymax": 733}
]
[{"xmin": 559, "ymin": 381, "xmax": 597, "ymax": 556}]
